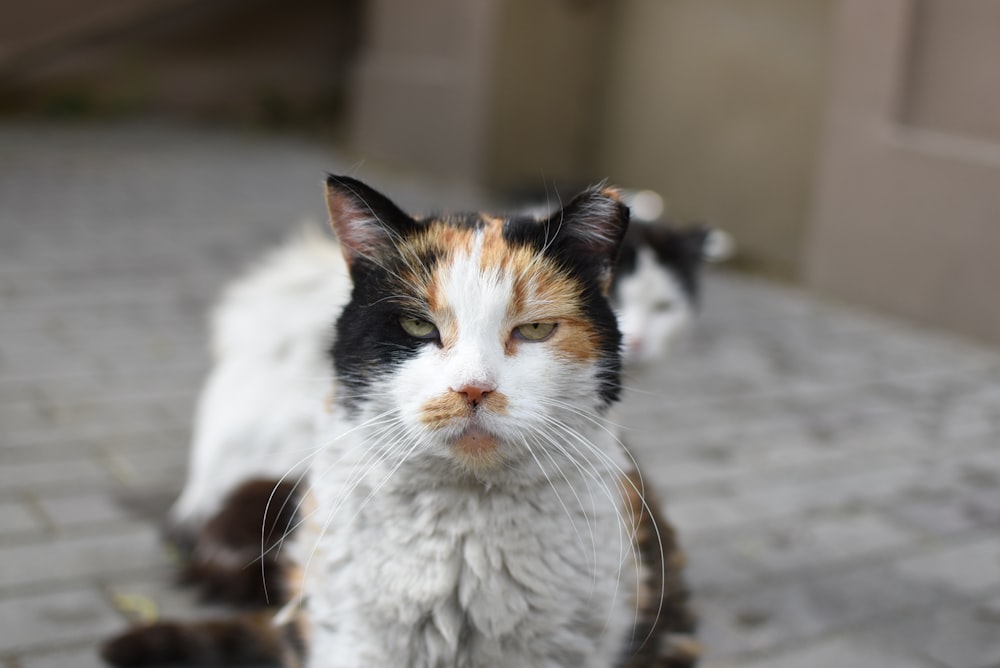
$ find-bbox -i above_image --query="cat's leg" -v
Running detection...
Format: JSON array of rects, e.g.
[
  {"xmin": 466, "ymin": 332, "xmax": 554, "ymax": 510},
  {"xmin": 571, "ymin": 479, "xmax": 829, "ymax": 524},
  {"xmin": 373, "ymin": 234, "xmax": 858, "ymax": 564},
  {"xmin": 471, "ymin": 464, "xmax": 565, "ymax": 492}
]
[
  {"xmin": 100, "ymin": 610, "xmax": 307, "ymax": 667},
  {"xmin": 619, "ymin": 469, "xmax": 701, "ymax": 668}
]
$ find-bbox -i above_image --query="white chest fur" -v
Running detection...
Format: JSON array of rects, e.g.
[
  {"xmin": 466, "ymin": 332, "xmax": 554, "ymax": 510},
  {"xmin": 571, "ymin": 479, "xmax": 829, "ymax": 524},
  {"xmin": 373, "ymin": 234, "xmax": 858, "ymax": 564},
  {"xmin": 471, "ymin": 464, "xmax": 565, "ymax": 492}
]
[{"xmin": 297, "ymin": 425, "xmax": 636, "ymax": 668}]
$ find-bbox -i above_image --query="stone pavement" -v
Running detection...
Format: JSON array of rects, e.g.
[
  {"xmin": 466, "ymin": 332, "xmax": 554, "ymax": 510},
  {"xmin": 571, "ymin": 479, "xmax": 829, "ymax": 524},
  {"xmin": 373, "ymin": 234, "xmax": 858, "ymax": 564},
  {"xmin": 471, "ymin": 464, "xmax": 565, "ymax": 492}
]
[{"xmin": 1, "ymin": 122, "xmax": 999, "ymax": 668}]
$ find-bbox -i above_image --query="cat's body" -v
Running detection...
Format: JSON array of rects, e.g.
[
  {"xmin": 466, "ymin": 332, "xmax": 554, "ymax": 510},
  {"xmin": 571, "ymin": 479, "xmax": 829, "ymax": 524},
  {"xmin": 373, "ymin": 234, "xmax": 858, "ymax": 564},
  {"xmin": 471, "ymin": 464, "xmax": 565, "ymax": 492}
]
[
  {"xmin": 300, "ymin": 418, "xmax": 632, "ymax": 667},
  {"xmin": 168, "ymin": 228, "xmax": 350, "ymax": 535},
  {"xmin": 105, "ymin": 177, "xmax": 698, "ymax": 668}
]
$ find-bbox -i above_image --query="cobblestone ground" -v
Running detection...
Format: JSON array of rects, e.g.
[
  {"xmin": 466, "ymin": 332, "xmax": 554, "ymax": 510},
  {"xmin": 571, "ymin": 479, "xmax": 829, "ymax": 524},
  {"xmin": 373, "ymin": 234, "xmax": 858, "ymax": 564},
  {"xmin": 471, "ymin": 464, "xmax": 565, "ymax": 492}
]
[{"xmin": 2, "ymin": 122, "xmax": 999, "ymax": 668}]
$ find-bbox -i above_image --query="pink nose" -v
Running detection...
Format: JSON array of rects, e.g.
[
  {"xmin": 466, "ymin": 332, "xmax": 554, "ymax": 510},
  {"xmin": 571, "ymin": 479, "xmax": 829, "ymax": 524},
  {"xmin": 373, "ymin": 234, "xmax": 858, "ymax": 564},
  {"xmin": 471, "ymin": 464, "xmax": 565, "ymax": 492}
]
[{"xmin": 452, "ymin": 382, "xmax": 495, "ymax": 407}]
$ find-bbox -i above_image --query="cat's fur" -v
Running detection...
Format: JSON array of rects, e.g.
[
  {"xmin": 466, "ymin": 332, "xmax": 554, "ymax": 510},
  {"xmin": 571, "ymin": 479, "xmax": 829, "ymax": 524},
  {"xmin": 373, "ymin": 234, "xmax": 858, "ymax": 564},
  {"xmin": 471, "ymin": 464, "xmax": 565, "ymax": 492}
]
[
  {"xmin": 103, "ymin": 176, "xmax": 697, "ymax": 667},
  {"xmin": 168, "ymin": 227, "xmax": 351, "ymax": 540}
]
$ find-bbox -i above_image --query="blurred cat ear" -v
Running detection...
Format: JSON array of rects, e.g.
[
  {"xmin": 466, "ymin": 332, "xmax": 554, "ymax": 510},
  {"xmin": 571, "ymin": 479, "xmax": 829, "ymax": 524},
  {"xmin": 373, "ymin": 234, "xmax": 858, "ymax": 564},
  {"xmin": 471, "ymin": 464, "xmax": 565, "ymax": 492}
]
[
  {"xmin": 324, "ymin": 175, "xmax": 416, "ymax": 268},
  {"xmin": 702, "ymin": 228, "xmax": 735, "ymax": 263},
  {"xmin": 547, "ymin": 186, "xmax": 630, "ymax": 293}
]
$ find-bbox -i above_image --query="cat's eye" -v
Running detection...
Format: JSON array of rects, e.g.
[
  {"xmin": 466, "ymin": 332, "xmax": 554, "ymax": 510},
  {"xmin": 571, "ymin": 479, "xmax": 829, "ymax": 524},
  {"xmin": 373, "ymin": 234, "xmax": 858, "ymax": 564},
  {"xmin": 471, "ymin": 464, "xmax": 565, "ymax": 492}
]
[
  {"xmin": 399, "ymin": 316, "xmax": 438, "ymax": 340},
  {"xmin": 653, "ymin": 300, "xmax": 674, "ymax": 312},
  {"xmin": 514, "ymin": 322, "xmax": 557, "ymax": 342}
]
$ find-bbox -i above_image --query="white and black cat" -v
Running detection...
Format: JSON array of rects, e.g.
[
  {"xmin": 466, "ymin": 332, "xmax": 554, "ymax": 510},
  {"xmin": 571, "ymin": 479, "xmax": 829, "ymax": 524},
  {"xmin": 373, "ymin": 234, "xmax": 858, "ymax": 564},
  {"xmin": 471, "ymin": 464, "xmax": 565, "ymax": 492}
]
[
  {"xmin": 613, "ymin": 221, "xmax": 706, "ymax": 366},
  {"xmin": 103, "ymin": 177, "xmax": 698, "ymax": 667}
]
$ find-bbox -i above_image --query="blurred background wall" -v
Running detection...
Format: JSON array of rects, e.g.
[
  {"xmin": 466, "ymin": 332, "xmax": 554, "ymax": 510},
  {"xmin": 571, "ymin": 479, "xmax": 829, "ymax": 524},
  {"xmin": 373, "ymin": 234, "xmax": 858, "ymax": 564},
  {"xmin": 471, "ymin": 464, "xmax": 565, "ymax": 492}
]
[
  {"xmin": 598, "ymin": 0, "xmax": 832, "ymax": 279},
  {"xmin": 2, "ymin": 0, "xmax": 999, "ymax": 347},
  {"xmin": 0, "ymin": 0, "xmax": 362, "ymax": 126}
]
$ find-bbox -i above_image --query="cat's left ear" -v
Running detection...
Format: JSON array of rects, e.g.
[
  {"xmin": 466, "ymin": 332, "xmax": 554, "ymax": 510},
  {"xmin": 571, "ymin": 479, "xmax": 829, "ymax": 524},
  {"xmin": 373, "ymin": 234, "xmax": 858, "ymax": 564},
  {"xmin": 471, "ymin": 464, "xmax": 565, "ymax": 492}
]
[
  {"xmin": 547, "ymin": 186, "xmax": 630, "ymax": 294},
  {"xmin": 324, "ymin": 175, "xmax": 418, "ymax": 270}
]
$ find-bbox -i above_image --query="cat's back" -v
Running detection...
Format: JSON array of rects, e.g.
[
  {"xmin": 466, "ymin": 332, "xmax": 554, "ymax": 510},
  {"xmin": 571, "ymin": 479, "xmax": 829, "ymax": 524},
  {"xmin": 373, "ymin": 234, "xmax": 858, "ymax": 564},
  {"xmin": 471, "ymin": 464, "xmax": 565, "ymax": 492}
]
[{"xmin": 212, "ymin": 225, "xmax": 350, "ymax": 360}]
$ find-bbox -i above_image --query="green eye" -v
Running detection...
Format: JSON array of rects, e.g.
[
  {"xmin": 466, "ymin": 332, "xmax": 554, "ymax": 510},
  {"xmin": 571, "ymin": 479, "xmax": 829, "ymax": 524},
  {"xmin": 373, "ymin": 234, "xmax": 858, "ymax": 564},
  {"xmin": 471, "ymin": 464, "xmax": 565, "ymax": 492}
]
[
  {"xmin": 653, "ymin": 300, "xmax": 675, "ymax": 313},
  {"xmin": 514, "ymin": 322, "xmax": 557, "ymax": 342},
  {"xmin": 399, "ymin": 316, "xmax": 438, "ymax": 339}
]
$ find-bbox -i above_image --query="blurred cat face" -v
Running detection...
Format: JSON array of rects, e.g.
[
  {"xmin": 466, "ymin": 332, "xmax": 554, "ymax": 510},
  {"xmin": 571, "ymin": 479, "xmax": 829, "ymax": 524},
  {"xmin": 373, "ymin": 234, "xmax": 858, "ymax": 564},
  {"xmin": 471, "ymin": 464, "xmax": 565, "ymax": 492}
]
[{"xmin": 615, "ymin": 247, "xmax": 693, "ymax": 365}]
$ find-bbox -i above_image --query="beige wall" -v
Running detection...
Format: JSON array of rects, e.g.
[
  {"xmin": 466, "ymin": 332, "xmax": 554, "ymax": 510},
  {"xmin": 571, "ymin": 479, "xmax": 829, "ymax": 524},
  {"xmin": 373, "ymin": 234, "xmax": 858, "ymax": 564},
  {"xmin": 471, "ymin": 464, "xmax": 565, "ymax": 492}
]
[
  {"xmin": 349, "ymin": 0, "xmax": 835, "ymax": 277},
  {"xmin": 349, "ymin": 0, "xmax": 499, "ymax": 180},
  {"xmin": 805, "ymin": 0, "xmax": 1000, "ymax": 346},
  {"xmin": 599, "ymin": 0, "xmax": 834, "ymax": 278},
  {"xmin": 484, "ymin": 0, "xmax": 612, "ymax": 190},
  {"xmin": 350, "ymin": 0, "xmax": 610, "ymax": 187},
  {"xmin": 0, "ymin": 0, "xmax": 181, "ymax": 66}
]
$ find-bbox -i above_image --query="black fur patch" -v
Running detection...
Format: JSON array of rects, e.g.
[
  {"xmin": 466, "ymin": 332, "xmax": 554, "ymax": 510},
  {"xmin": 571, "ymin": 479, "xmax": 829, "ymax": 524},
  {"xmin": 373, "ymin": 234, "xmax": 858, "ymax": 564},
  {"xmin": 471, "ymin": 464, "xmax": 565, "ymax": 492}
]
[
  {"xmin": 180, "ymin": 479, "xmax": 298, "ymax": 607},
  {"xmin": 101, "ymin": 612, "xmax": 282, "ymax": 667},
  {"xmin": 331, "ymin": 259, "xmax": 441, "ymax": 413},
  {"xmin": 614, "ymin": 222, "xmax": 709, "ymax": 303}
]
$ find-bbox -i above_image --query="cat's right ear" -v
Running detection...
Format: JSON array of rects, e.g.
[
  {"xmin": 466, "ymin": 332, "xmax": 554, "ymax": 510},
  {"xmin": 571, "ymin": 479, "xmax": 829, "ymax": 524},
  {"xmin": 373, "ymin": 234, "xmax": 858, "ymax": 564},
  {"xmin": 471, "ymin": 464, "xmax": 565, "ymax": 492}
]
[
  {"xmin": 545, "ymin": 186, "xmax": 631, "ymax": 294},
  {"xmin": 324, "ymin": 175, "xmax": 417, "ymax": 269}
]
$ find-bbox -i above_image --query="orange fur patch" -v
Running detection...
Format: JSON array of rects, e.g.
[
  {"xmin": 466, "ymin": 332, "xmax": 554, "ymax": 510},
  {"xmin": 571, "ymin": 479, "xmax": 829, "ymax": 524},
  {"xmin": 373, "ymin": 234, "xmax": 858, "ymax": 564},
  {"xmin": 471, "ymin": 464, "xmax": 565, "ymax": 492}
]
[
  {"xmin": 392, "ymin": 217, "xmax": 600, "ymax": 362},
  {"xmin": 420, "ymin": 391, "xmax": 509, "ymax": 430},
  {"xmin": 548, "ymin": 318, "xmax": 601, "ymax": 363}
]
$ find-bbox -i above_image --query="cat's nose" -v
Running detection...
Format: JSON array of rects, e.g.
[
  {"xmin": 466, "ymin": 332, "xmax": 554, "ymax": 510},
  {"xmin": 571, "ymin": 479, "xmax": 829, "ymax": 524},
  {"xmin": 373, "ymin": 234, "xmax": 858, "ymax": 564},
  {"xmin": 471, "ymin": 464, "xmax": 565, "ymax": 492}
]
[{"xmin": 452, "ymin": 382, "xmax": 495, "ymax": 408}]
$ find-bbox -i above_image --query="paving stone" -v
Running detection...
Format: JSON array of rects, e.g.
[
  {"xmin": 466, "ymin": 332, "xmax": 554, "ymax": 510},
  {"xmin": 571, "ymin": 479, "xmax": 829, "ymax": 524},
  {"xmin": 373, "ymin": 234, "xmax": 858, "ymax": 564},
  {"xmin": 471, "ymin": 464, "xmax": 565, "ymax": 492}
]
[
  {"xmin": 33, "ymin": 367, "xmax": 202, "ymax": 407},
  {"xmin": 667, "ymin": 436, "xmax": 997, "ymax": 538},
  {"xmin": 703, "ymin": 635, "xmax": 935, "ymax": 668},
  {"xmin": 47, "ymin": 394, "xmax": 193, "ymax": 439},
  {"xmin": 883, "ymin": 491, "xmax": 992, "ymax": 535},
  {"xmin": 893, "ymin": 534, "xmax": 1000, "ymax": 597},
  {"xmin": 37, "ymin": 491, "xmax": 139, "ymax": 531},
  {"xmin": 0, "ymin": 500, "xmax": 46, "ymax": 537},
  {"xmin": 685, "ymin": 512, "xmax": 921, "ymax": 593},
  {"xmin": 696, "ymin": 561, "xmax": 960, "ymax": 658},
  {"xmin": 0, "ymin": 455, "xmax": 112, "ymax": 493},
  {"xmin": 103, "ymin": 449, "xmax": 188, "ymax": 490},
  {"xmin": 19, "ymin": 644, "xmax": 110, "ymax": 668},
  {"xmin": 0, "ymin": 528, "xmax": 169, "ymax": 591},
  {"xmin": 0, "ymin": 403, "xmax": 48, "ymax": 434},
  {"xmin": 0, "ymin": 587, "xmax": 121, "ymax": 654},
  {"xmin": 5, "ymin": 418, "xmax": 177, "ymax": 452},
  {"xmin": 93, "ymin": 424, "xmax": 192, "ymax": 458},
  {"xmin": 104, "ymin": 572, "xmax": 231, "ymax": 622},
  {"xmin": 860, "ymin": 596, "xmax": 1000, "ymax": 668},
  {"xmin": 0, "ymin": 329, "xmax": 206, "ymax": 382}
]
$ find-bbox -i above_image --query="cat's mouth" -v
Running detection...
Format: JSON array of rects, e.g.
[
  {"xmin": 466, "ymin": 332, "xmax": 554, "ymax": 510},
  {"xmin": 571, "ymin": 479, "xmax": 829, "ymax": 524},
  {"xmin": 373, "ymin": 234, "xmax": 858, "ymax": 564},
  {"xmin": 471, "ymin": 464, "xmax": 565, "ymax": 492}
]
[{"xmin": 448, "ymin": 425, "xmax": 504, "ymax": 470}]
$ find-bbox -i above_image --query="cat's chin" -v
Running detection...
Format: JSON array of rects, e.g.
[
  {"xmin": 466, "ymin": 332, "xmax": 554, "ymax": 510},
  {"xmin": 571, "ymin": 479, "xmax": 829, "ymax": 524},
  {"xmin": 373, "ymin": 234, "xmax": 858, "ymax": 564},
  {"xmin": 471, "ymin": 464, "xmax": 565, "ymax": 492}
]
[{"xmin": 448, "ymin": 425, "xmax": 505, "ymax": 472}]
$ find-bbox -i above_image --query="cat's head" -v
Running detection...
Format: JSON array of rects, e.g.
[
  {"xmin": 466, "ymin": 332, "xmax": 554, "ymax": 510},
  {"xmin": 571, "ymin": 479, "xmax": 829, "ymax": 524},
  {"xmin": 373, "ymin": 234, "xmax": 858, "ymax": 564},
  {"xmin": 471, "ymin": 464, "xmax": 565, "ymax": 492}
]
[
  {"xmin": 612, "ymin": 222, "xmax": 710, "ymax": 365},
  {"xmin": 325, "ymin": 176, "xmax": 629, "ymax": 478}
]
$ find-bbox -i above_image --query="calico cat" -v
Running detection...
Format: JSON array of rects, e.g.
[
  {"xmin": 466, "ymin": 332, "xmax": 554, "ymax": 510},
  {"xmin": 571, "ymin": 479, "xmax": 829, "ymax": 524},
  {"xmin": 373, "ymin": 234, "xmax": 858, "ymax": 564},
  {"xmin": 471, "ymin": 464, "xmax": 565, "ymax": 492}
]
[
  {"xmin": 103, "ymin": 176, "xmax": 698, "ymax": 668},
  {"xmin": 166, "ymin": 204, "xmax": 720, "ymax": 556}
]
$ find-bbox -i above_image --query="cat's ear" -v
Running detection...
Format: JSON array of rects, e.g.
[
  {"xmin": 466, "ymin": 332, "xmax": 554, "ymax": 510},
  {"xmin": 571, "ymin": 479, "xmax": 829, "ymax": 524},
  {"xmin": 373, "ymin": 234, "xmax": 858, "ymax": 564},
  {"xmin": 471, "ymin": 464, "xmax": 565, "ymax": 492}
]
[
  {"xmin": 324, "ymin": 175, "xmax": 417, "ymax": 268},
  {"xmin": 547, "ymin": 186, "xmax": 630, "ymax": 293}
]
